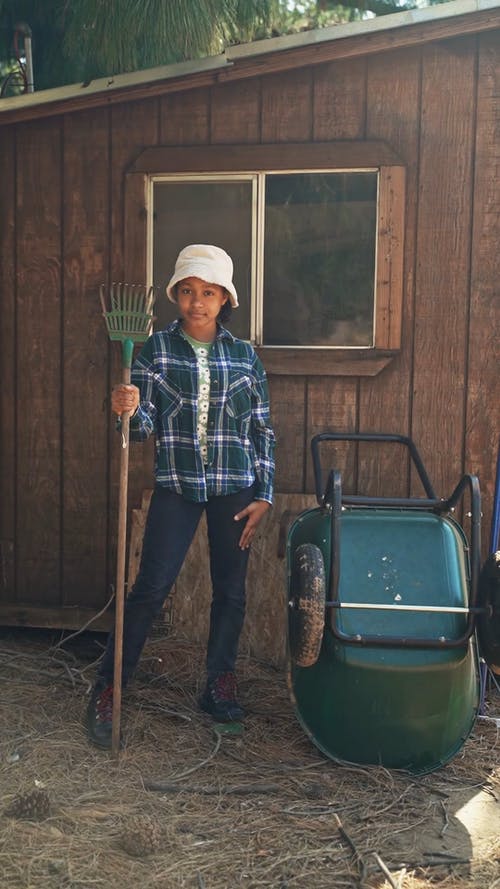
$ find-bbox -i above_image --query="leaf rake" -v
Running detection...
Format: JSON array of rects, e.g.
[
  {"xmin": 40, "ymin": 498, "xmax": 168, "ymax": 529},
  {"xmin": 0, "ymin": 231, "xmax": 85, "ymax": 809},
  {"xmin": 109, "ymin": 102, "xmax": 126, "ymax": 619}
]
[{"xmin": 100, "ymin": 282, "xmax": 157, "ymax": 757}]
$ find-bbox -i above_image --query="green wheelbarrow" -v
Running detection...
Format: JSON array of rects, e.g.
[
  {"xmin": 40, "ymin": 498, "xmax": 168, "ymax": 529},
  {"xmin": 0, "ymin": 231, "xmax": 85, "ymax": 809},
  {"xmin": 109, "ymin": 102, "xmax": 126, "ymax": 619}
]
[{"xmin": 287, "ymin": 432, "xmax": 500, "ymax": 775}]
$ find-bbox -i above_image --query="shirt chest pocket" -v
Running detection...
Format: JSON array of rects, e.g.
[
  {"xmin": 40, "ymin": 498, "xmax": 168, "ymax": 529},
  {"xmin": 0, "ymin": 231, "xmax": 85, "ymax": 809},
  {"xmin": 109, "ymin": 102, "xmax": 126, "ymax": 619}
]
[
  {"xmin": 155, "ymin": 374, "xmax": 183, "ymax": 419},
  {"xmin": 225, "ymin": 373, "xmax": 252, "ymax": 421}
]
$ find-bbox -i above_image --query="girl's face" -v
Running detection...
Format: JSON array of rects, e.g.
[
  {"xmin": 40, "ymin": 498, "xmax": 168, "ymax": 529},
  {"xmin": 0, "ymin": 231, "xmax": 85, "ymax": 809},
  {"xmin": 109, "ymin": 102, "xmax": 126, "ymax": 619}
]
[{"xmin": 176, "ymin": 277, "xmax": 228, "ymax": 332}]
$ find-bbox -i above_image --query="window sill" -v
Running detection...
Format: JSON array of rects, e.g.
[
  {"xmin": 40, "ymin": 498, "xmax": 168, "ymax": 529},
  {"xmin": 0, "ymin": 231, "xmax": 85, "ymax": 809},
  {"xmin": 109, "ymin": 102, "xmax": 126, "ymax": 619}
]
[{"xmin": 255, "ymin": 348, "xmax": 397, "ymax": 376}]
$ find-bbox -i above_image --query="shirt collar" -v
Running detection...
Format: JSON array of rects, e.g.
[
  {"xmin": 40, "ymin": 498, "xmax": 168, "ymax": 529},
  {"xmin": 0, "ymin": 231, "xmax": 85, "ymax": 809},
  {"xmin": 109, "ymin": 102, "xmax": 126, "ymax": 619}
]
[{"xmin": 167, "ymin": 319, "xmax": 235, "ymax": 343}]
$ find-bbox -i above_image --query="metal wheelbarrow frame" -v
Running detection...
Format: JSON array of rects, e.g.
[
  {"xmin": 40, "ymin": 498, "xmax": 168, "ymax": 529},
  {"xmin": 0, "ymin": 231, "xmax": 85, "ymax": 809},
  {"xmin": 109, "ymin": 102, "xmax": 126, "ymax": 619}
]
[{"xmin": 287, "ymin": 432, "xmax": 497, "ymax": 775}]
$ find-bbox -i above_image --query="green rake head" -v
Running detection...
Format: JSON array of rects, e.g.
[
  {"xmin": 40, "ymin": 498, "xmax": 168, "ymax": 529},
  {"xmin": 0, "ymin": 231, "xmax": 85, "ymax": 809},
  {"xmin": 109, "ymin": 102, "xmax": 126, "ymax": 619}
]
[
  {"xmin": 100, "ymin": 282, "xmax": 157, "ymax": 344},
  {"xmin": 100, "ymin": 283, "xmax": 157, "ymax": 369}
]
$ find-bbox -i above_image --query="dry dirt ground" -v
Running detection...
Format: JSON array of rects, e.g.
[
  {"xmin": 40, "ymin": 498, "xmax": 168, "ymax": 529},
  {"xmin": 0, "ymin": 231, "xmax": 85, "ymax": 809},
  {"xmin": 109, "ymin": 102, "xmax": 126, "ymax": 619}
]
[{"xmin": 1, "ymin": 626, "xmax": 500, "ymax": 889}]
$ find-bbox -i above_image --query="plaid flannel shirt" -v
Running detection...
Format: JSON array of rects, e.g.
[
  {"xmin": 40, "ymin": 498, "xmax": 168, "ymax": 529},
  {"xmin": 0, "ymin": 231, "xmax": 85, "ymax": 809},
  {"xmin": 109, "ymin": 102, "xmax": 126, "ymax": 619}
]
[{"xmin": 129, "ymin": 320, "xmax": 275, "ymax": 504}]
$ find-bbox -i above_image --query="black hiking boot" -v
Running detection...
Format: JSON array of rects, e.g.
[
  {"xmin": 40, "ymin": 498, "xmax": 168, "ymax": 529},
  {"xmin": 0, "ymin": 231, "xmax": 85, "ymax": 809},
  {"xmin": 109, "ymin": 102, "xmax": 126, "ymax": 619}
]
[
  {"xmin": 199, "ymin": 672, "xmax": 244, "ymax": 722},
  {"xmin": 86, "ymin": 681, "xmax": 114, "ymax": 749}
]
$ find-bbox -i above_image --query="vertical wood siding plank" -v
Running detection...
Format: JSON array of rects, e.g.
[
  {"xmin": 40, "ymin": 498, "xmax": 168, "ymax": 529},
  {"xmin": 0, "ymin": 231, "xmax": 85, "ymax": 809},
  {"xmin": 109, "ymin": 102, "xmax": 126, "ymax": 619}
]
[
  {"xmin": 467, "ymin": 34, "xmax": 500, "ymax": 551},
  {"xmin": 0, "ymin": 128, "xmax": 16, "ymax": 600},
  {"xmin": 269, "ymin": 376, "xmax": 307, "ymax": 492},
  {"xmin": 159, "ymin": 88, "xmax": 210, "ymax": 145},
  {"xmin": 412, "ymin": 38, "xmax": 476, "ymax": 497},
  {"xmin": 253, "ymin": 71, "xmax": 313, "ymax": 488},
  {"xmin": 16, "ymin": 120, "xmax": 62, "ymax": 603},
  {"xmin": 110, "ymin": 100, "xmax": 160, "ymax": 594},
  {"xmin": 123, "ymin": 173, "xmax": 149, "ymax": 284},
  {"xmin": 360, "ymin": 47, "xmax": 421, "ymax": 497},
  {"xmin": 111, "ymin": 99, "xmax": 160, "ymax": 277},
  {"xmin": 305, "ymin": 59, "xmax": 367, "ymax": 489},
  {"xmin": 313, "ymin": 57, "xmax": 366, "ymax": 140},
  {"xmin": 211, "ymin": 80, "xmax": 260, "ymax": 143},
  {"xmin": 261, "ymin": 68, "xmax": 313, "ymax": 143},
  {"xmin": 305, "ymin": 379, "xmax": 358, "ymax": 495},
  {"xmin": 375, "ymin": 165, "xmax": 406, "ymax": 351},
  {"xmin": 62, "ymin": 109, "xmax": 110, "ymax": 606}
]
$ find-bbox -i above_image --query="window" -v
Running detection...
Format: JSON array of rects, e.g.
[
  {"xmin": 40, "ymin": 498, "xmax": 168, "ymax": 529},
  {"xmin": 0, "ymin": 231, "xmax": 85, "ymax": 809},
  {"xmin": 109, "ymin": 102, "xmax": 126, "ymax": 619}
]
[
  {"xmin": 126, "ymin": 143, "xmax": 405, "ymax": 375},
  {"xmin": 152, "ymin": 176, "xmax": 254, "ymax": 342},
  {"xmin": 263, "ymin": 171, "xmax": 377, "ymax": 348}
]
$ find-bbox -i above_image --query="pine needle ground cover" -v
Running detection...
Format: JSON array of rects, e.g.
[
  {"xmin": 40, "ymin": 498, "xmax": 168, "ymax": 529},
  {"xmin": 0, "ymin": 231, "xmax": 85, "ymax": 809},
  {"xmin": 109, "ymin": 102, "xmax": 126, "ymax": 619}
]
[{"xmin": 1, "ymin": 628, "xmax": 500, "ymax": 889}]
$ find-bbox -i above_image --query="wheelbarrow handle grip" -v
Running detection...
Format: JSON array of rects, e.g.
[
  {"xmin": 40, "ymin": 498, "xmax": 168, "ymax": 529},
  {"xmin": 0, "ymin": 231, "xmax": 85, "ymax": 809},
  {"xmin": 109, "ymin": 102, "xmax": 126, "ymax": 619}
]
[
  {"xmin": 311, "ymin": 431, "xmax": 437, "ymax": 504},
  {"xmin": 442, "ymin": 472, "xmax": 481, "ymax": 608}
]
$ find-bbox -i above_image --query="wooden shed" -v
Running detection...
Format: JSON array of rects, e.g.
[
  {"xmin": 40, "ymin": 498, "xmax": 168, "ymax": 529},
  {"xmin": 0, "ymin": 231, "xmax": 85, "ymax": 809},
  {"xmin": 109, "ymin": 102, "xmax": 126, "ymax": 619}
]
[{"xmin": 0, "ymin": 0, "xmax": 499, "ymax": 663}]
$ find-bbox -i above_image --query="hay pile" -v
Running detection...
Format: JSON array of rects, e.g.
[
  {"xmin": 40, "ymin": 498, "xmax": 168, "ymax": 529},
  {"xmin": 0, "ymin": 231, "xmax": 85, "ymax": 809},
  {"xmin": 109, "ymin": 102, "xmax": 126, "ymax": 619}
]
[{"xmin": 1, "ymin": 627, "xmax": 499, "ymax": 889}]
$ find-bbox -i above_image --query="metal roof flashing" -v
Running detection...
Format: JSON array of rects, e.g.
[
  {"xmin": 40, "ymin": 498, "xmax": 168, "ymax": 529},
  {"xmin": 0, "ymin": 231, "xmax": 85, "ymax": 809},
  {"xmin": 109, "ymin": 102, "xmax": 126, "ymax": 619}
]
[
  {"xmin": 0, "ymin": 53, "xmax": 230, "ymax": 115},
  {"xmin": 227, "ymin": 0, "xmax": 500, "ymax": 60},
  {"xmin": 0, "ymin": 0, "xmax": 498, "ymax": 120}
]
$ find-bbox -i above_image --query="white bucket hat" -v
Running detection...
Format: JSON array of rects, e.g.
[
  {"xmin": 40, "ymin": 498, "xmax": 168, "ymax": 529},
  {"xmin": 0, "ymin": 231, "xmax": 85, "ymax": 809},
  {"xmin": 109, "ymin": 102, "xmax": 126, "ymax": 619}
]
[{"xmin": 166, "ymin": 244, "xmax": 239, "ymax": 308}]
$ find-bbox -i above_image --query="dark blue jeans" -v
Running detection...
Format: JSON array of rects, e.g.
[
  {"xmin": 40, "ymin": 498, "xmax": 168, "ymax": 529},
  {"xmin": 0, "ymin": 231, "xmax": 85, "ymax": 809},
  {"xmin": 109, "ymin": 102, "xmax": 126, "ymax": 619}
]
[{"xmin": 98, "ymin": 483, "xmax": 255, "ymax": 686}]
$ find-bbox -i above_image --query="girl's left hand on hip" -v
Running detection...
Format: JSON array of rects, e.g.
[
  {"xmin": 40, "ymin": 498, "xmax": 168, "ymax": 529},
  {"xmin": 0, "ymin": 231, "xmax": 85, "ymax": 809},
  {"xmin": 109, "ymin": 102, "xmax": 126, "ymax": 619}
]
[{"xmin": 234, "ymin": 500, "xmax": 271, "ymax": 550}]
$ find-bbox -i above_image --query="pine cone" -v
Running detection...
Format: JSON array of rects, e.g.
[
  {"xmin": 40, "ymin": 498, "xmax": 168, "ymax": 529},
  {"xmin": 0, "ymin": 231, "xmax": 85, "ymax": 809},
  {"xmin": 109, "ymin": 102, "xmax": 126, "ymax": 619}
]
[
  {"xmin": 4, "ymin": 787, "xmax": 51, "ymax": 820},
  {"xmin": 120, "ymin": 814, "xmax": 162, "ymax": 857}
]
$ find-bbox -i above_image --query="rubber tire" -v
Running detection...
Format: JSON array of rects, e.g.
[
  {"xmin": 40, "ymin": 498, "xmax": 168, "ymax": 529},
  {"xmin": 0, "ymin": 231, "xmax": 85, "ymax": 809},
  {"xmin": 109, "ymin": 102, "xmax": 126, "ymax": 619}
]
[
  {"xmin": 477, "ymin": 551, "xmax": 500, "ymax": 674},
  {"xmin": 289, "ymin": 543, "xmax": 326, "ymax": 668}
]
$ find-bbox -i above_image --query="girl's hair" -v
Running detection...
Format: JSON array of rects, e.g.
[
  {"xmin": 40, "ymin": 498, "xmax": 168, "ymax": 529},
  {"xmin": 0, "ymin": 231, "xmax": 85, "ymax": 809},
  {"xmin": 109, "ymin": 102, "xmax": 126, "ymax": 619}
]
[{"xmin": 218, "ymin": 296, "xmax": 232, "ymax": 324}]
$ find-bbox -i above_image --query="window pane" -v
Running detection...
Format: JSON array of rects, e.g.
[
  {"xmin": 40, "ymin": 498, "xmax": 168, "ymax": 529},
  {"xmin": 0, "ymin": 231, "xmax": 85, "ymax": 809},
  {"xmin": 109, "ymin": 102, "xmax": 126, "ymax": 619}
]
[
  {"xmin": 263, "ymin": 173, "xmax": 377, "ymax": 347},
  {"xmin": 152, "ymin": 180, "xmax": 253, "ymax": 339}
]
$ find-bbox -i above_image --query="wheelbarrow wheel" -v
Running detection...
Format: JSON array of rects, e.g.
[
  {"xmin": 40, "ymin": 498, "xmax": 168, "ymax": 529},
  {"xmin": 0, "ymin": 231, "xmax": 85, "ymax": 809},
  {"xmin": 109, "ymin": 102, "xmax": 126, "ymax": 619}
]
[
  {"xmin": 289, "ymin": 543, "xmax": 326, "ymax": 668},
  {"xmin": 477, "ymin": 551, "xmax": 500, "ymax": 674}
]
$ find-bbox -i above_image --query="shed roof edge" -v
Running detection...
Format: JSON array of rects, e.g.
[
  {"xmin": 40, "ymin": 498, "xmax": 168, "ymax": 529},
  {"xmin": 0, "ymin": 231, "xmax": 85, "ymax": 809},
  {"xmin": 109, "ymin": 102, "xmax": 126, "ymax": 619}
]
[
  {"xmin": 227, "ymin": 0, "xmax": 499, "ymax": 60},
  {"xmin": 0, "ymin": 0, "xmax": 498, "ymax": 124}
]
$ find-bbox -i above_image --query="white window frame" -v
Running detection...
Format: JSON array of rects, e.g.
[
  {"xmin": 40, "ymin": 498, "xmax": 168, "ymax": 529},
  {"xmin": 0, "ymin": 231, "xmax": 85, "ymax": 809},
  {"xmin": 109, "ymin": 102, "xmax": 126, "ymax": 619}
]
[{"xmin": 148, "ymin": 168, "xmax": 379, "ymax": 348}]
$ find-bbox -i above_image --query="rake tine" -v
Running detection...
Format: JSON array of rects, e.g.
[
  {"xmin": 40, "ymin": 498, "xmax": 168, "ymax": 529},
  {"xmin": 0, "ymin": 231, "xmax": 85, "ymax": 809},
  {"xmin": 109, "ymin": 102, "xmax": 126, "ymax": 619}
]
[
  {"xmin": 120, "ymin": 282, "xmax": 126, "ymax": 313},
  {"xmin": 133, "ymin": 285, "xmax": 142, "ymax": 331},
  {"xmin": 140, "ymin": 286, "xmax": 148, "ymax": 330},
  {"xmin": 146, "ymin": 286, "xmax": 155, "ymax": 316},
  {"xmin": 110, "ymin": 283, "xmax": 119, "ymax": 313},
  {"xmin": 129, "ymin": 285, "xmax": 137, "ymax": 333},
  {"xmin": 139, "ymin": 287, "xmax": 146, "ymax": 332},
  {"xmin": 138, "ymin": 286, "xmax": 143, "ymax": 332},
  {"xmin": 145, "ymin": 286, "xmax": 155, "ymax": 319}
]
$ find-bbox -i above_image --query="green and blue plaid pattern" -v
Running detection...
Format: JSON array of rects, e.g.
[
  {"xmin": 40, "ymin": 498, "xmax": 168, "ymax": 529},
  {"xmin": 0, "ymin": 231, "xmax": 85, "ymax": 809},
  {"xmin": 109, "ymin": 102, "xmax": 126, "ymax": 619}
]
[{"xmin": 129, "ymin": 320, "xmax": 275, "ymax": 504}]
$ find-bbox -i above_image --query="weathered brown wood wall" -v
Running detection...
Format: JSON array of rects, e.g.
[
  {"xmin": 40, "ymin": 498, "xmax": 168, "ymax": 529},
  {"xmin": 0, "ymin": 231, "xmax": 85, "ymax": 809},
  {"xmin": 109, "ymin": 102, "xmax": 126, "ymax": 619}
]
[{"xmin": 0, "ymin": 30, "xmax": 499, "ymax": 652}]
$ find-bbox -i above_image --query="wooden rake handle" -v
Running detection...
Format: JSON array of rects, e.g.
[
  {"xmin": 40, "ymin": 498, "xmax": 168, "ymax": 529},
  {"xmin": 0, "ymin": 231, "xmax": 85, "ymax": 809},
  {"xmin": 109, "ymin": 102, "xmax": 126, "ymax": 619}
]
[{"xmin": 112, "ymin": 340, "xmax": 135, "ymax": 757}]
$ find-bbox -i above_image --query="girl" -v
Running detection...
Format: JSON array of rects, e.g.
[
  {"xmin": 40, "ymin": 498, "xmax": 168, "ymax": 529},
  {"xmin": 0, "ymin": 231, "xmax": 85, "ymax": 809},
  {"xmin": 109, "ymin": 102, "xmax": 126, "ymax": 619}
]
[{"xmin": 87, "ymin": 244, "xmax": 275, "ymax": 748}]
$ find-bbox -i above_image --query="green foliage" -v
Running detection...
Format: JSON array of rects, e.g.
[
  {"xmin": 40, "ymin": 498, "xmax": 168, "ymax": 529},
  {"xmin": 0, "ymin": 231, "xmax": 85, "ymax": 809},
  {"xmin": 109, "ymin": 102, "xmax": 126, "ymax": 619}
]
[
  {"xmin": 63, "ymin": 0, "xmax": 282, "ymax": 79},
  {"xmin": 0, "ymin": 0, "xmax": 456, "ymax": 92},
  {"xmin": 0, "ymin": 58, "xmax": 24, "ymax": 95},
  {"xmin": 0, "ymin": 0, "xmax": 281, "ymax": 89}
]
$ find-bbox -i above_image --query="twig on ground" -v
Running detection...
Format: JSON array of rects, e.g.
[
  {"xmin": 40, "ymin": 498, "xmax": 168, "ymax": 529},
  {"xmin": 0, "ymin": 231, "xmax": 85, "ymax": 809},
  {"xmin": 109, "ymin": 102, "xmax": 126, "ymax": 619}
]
[
  {"xmin": 423, "ymin": 851, "xmax": 471, "ymax": 863},
  {"xmin": 151, "ymin": 729, "xmax": 222, "ymax": 783},
  {"xmin": 48, "ymin": 593, "xmax": 115, "ymax": 652},
  {"xmin": 144, "ymin": 781, "xmax": 281, "ymax": 795},
  {"xmin": 136, "ymin": 701, "xmax": 192, "ymax": 722},
  {"xmin": 333, "ymin": 813, "xmax": 367, "ymax": 885},
  {"xmin": 61, "ymin": 661, "xmax": 76, "ymax": 688},
  {"xmin": 439, "ymin": 798, "xmax": 450, "ymax": 836},
  {"xmin": 373, "ymin": 852, "xmax": 399, "ymax": 889}
]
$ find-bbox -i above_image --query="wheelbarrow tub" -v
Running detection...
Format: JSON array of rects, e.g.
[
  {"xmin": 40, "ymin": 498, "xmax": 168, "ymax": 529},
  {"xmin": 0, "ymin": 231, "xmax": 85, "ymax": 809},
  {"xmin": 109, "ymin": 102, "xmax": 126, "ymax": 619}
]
[{"xmin": 287, "ymin": 508, "xmax": 480, "ymax": 774}]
